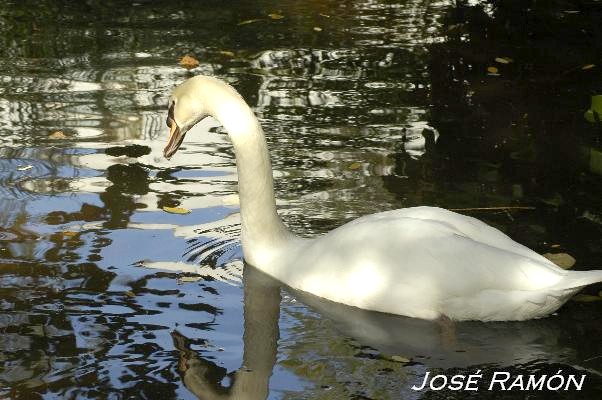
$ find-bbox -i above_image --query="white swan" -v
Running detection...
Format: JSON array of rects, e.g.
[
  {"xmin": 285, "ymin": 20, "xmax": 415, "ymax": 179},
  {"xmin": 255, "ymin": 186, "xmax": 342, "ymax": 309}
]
[{"xmin": 163, "ymin": 75, "xmax": 602, "ymax": 321}]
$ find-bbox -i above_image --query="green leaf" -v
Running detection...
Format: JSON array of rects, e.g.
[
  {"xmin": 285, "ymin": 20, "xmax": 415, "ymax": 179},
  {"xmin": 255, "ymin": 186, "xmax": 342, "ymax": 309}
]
[
  {"xmin": 572, "ymin": 294, "xmax": 602, "ymax": 302},
  {"xmin": 584, "ymin": 95, "xmax": 602, "ymax": 123}
]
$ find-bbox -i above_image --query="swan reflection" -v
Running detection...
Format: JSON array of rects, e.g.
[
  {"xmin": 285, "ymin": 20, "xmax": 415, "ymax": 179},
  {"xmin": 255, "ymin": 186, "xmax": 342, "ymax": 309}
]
[
  {"xmin": 173, "ymin": 266, "xmax": 280, "ymax": 400},
  {"xmin": 174, "ymin": 265, "xmax": 594, "ymax": 399}
]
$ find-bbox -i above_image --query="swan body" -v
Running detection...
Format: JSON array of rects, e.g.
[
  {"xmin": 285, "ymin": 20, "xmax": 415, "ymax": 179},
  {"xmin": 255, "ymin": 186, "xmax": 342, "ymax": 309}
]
[{"xmin": 163, "ymin": 75, "xmax": 602, "ymax": 321}]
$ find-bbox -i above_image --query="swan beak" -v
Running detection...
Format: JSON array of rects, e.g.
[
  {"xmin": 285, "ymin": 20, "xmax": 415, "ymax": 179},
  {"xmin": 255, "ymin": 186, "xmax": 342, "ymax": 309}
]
[{"xmin": 164, "ymin": 122, "xmax": 185, "ymax": 159}]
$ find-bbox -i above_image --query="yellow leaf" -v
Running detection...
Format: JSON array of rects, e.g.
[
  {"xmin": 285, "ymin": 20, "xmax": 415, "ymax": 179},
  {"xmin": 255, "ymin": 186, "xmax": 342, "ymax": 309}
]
[
  {"xmin": 268, "ymin": 13, "xmax": 284, "ymax": 20},
  {"xmin": 495, "ymin": 57, "xmax": 513, "ymax": 64},
  {"xmin": 542, "ymin": 252, "xmax": 576, "ymax": 269},
  {"xmin": 49, "ymin": 130, "xmax": 67, "ymax": 139},
  {"xmin": 179, "ymin": 55, "xmax": 200, "ymax": 69},
  {"xmin": 390, "ymin": 355, "xmax": 410, "ymax": 363},
  {"xmin": 62, "ymin": 231, "xmax": 78, "ymax": 237},
  {"xmin": 313, "ymin": 26, "xmax": 323, "ymax": 32},
  {"xmin": 487, "ymin": 66, "xmax": 499, "ymax": 74},
  {"xmin": 237, "ymin": 19, "xmax": 262, "ymax": 26},
  {"xmin": 349, "ymin": 162, "xmax": 361, "ymax": 170},
  {"xmin": 219, "ymin": 50, "xmax": 235, "ymax": 57},
  {"xmin": 572, "ymin": 294, "xmax": 602, "ymax": 303},
  {"xmin": 125, "ymin": 291, "xmax": 136, "ymax": 298},
  {"xmin": 162, "ymin": 206, "xmax": 191, "ymax": 215},
  {"xmin": 582, "ymin": 64, "xmax": 596, "ymax": 70}
]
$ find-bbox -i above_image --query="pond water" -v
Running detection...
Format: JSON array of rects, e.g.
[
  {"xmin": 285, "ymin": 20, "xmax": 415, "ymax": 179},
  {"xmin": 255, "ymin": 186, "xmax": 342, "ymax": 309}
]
[{"xmin": 0, "ymin": 0, "xmax": 601, "ymax": 399}]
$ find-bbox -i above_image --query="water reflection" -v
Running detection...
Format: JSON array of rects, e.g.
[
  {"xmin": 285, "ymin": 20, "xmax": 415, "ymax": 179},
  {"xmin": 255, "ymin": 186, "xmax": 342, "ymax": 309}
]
[
  {"xmin": 0, "ymin": 0, "xmax": 601, "ymax": 398},
  {"xmin": 173, "ymin": 267, "xmax": 280, "ymax": 400}
]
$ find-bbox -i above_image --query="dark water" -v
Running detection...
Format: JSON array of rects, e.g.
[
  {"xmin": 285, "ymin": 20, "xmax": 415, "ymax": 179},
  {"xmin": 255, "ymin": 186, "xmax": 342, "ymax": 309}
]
[{"xmin": 0, "ymin": 0, "xmax": 601, "ymax": 399}]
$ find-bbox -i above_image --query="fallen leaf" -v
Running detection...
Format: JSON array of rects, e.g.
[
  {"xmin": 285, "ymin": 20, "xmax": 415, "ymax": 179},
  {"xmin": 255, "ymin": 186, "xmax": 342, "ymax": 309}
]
[
  {"xmin": 219, "ymin": 50, "xmax": 235, "ymax": 57},
  {"xmin": 48, "ymin": 130, "xmax": 67, "ymax": 139},
  {"xmin": 582, "ymin": 64, "xmax": 596, "ymax": 70},
  {"xmin": 237, "ymin": 19, "xmax": 262, "ymax": 26},
  {"xmin": 572, "ymin": 294, "xmax": 602, "ymax": 302},
  {"xmin": 542, "ymin": 252, "xmax": 576, "ymax": 269},
  {"xmin": 495, "ymin": 57, "xmax": 512, "ymax": 64},
  {"xmin": 125, "ymin": 291, "xmax": 136, "ymax": 298},
  {"xmin": 62, "ymin": 231, "xmax": 78, "ymax": 237},
  {"xmin": 487, "ymin": 66, "xmax": 499, "ymax": 74},
  {"xmin": 390, "ymin": 355, "xmax": 410, "ymax": 363},
  {"xmin": 349, "ymin": 162, "xmax": 362, "ymax": 170},
  {"xmin": 313, "ymin": 26, "xmax": 323, "ymax": 32},
  {"xmin": 179, "ymin": 55, "xmax": 200, "ymax": 69},
  {"xmin": 177, "ymin": 276, "xmax": 202, "ymax": 284},
  {"xmin": 17, "ymin": 165, "xmax": 33, "ymax": 171},
  {"xmin": 268, "ymin": 13, "xmax": 284, "ymax": 20},
  {"xmin": 162, "ymin": 206, "xmax": 191, "ymax": 215}
]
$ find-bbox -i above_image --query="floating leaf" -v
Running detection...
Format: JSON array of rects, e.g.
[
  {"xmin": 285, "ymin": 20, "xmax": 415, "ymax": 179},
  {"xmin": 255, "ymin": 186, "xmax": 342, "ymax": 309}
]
[
  {"xmin": 125, "ymin": 291, "xmax": 136, "ymax": 298},
  {"xmin": 62, "ymin": 231, "xmax": 78, "ymax": 237},
  {"xmin": 389, "ymin": 355, "xmax": 410, "ymax": 363},
  {"xmin": 582, "ymin": 64, "xmax": 596, "ymax": 70},
  {"xmin": 572, "ymin": 294, "xmax": 602, "ymax": 302},
  {"xmin": 179, "ymin": 55, "xmax": 200, "ymax": 69},
  {"xmin": 268, "ymin": 13, "xmax": 284, "ymax": 20},
  {"xmin": 162, "ymin": 206, "xmax": 191, "ymax": 214},
  {"xmin": 237, "ymin": 19, "xmax": 262, "ymax": 26},
  {"xmin": 313, "ymin": 26, "xmax": 323, "ymax": 32},
  {"xmin": 177, "ymin": 276, "xmax": 202, "ymax": 284},
  {"xmin": 17, "ymin": 165, "xmax": 33, "ymax": 171},
  {"xmin": 219, "ymin": 50, "xmax": 235, "ymax": 57},
  {"xmin": 495, "ymin": 57, "xmax": 512, "ymax": 64},
  {"xmin": 584, "ymin": 95, "xmax": 602, "ymax": 123},
  {"xmin": 543, "ymin": 252, "xmax": 576, "ymax": 269},
  {"xmin": 349, "ymin": 162, "xmax": 362, "ymax": 170},
  {"xmin": 48, "ymin": 130, "xmax": 67, "ymax": 139},
  {"xmin": 487, "ymin": 66, "xmax": 499, "ymax": 74}
]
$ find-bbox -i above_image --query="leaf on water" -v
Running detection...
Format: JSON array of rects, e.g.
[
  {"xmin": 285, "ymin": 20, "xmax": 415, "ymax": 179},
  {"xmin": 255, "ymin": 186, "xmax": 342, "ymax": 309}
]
[
  {"xmin": 582, "ymin": 64, "xmax": 596, "ymax": 70},
  {"xmin": 17, "ymin": 165, "xmax": 33, "ymax": 171},
  {"xmin": 572, "ymin": 294, "xmax": 602, "ymax": 302},
  {"xmin": 237, "ymin": 19, "xmax": 262, "ymax": 26},
  {"xmin": 125, "ymin": 291, "xmax": 136, "ymax": 298},
  {"xmin": 62, "ymin": 231, "xmax": 78, "ymax": 237},
  {"xmin": 349, "ymin": 162, "xmax": 362, "ymax": 170},
  {"xmin": 177, "ymin": 276, "xmax": 202, "ymax": 284},
  {"xmin": 48, "ymin": 130, "xmax": 67, "ymax": 139},
  {"xmin": 495, "ymin": 57, "xmax": 512, "ymax": 64},
  {"xmin": 162, "ymin": 206, "xmax": 191, "ymax": 214},
  {"xmin": 487, "ymin": 66, "xmax": 499, "ymax": 74},
  {"xmin": 268, "ymin": 13, "xmax": 284, "ymax": 20},
  {"xmin": 219, "ymin": 50, "xmax": 235, "ymax": 57},
  {"xmin": 542, "ymin": 252, "xmax": 576, "ymax": 269},
  {"xmin": 179, "ymin": 55, "xmax": 200, "ymax": 69},
  {"xmin": 313, "ymin": 26, "xmax": 323, "ymax": 32},
  {"xmin": 389, "ymin": 355, "xmax": 410, "ymax": 363}
]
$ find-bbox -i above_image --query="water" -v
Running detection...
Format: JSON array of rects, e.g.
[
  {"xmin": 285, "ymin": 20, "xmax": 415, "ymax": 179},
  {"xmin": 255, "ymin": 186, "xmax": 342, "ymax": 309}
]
[{"xmin": 0, "ymin": 0, "xmax": 601, "ymax": 398}]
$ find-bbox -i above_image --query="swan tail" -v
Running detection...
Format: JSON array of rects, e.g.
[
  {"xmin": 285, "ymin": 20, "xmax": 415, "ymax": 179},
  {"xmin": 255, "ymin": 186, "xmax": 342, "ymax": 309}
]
[{"xmin": 555, "ymin": 269, "xmax": 602, "ymax": 291}]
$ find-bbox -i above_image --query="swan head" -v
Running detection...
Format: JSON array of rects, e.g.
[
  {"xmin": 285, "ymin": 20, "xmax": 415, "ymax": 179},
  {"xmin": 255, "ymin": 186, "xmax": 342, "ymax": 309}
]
[{"xmin": 163, "ymin": 76, "xmax": 211, "ymax": 159}]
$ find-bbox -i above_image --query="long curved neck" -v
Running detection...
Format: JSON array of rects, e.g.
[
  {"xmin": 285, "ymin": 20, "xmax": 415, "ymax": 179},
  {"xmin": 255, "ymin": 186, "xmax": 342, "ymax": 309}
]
[{"xmin": 206, "ymin": 81, "xmax": 293, "ymax": 262}]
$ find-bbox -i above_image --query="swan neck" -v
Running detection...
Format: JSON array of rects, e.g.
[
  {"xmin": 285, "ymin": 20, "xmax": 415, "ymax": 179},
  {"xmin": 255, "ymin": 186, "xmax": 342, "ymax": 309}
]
[{"xmin": 210, "ymin": 90, "xmax": 292, "ymax": 255}]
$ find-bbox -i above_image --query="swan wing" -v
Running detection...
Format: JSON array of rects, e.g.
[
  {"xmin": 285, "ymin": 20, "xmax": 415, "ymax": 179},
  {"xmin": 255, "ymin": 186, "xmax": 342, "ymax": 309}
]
[{"xmin": 283, "ymin": 208, "xmax": 572, "ymax": 320}]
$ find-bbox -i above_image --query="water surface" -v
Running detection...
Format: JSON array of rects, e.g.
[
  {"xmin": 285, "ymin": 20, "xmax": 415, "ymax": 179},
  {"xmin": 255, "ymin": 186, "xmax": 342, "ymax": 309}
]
[{"xmin": 0, "ymin": 0, "xmax": 601, "ymax": 399}]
